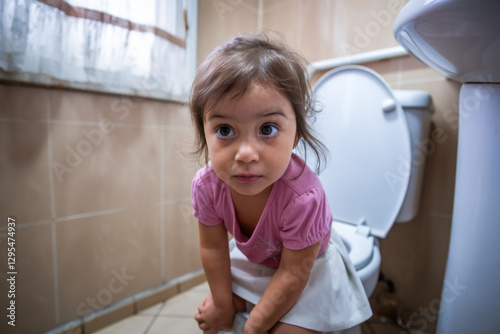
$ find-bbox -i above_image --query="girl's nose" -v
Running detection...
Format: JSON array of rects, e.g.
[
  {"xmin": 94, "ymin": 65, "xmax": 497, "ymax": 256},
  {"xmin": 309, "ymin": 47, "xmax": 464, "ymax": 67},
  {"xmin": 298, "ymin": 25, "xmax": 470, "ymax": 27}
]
[{"xmin": 235, "ymin": 140, "xmax": 259, "ymax": 163}]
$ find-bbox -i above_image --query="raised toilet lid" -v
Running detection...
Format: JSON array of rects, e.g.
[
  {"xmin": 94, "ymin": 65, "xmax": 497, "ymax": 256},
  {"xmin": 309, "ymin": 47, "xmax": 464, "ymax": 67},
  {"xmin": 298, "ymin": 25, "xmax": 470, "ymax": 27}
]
[{"xmin": 310, "ymin": 66, "xmax": 412, "ymax": 238}]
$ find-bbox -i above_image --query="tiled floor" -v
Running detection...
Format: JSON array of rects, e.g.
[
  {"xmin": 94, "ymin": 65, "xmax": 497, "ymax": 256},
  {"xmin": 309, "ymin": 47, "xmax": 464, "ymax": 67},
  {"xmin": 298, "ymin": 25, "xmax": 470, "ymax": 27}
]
[
  {"xmin": 94, "ymin": 282, "xmax": 406, "ymax": 334},
  {"xmin": 94, "ymin": 282, "xmax": 209, "ymax": 334}
]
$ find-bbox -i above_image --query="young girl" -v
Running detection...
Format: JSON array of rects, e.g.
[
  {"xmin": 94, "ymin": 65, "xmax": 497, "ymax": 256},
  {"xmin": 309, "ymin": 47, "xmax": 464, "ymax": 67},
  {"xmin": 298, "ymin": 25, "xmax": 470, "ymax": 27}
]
[{"xmin": 190, "ymin": 33, "xmax": 372, "ymax": 334}]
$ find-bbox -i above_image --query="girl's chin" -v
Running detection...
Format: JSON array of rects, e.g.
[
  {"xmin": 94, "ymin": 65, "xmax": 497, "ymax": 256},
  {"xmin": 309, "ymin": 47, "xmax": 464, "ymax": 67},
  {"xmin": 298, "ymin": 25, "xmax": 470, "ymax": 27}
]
[{"xmin": 229, "ymin": 182, "xmax": 273, "ymax": 198}]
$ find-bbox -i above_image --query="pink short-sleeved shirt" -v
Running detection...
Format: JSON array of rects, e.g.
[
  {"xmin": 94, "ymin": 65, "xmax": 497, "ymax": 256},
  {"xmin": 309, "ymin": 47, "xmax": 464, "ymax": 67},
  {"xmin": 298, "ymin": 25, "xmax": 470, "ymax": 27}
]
[{"xmin": 191, "ymin": 154, "xmax": 332, "ymax": 268}]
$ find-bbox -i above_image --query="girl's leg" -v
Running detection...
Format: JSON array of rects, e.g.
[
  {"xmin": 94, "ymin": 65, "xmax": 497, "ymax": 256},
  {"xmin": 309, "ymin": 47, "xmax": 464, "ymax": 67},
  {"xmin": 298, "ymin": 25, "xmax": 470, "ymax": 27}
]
[
  {"xmin": 232, "ymin": 293, "xmax": 247, "ymax": 312},
  {"xmin": 270, "ymin": 322, "xmax": 321, "ymax": 334}
]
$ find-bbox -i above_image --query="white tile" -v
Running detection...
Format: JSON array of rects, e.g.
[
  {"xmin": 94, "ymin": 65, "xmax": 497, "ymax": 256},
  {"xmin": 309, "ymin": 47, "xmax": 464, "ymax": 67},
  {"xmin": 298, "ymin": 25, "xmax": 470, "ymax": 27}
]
[
  {"xmin": 93, "ymin": 315, "xmax": 154, "ymax": 334},
  {"xmin": 190, "ymin": 282, "xmax": 210, "ymax": 293},
  {"xmin": 159, "ymin": 291, "xmax": 207, "ymax": 318},
  {"xmin": 148, "ymin": 316, "xmax": 202, "ymax": 334},
  {"xmin": 139, "ymin": 302, "xmax": 164, "ymax": 316}
]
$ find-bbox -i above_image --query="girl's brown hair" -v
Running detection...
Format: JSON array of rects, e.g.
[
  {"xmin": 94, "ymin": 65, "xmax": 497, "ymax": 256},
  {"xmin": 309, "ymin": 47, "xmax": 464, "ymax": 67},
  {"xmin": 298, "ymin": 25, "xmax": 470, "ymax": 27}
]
[{"xmin": 189, "ymin": 32, "xmax": 327, "ymax": 174}]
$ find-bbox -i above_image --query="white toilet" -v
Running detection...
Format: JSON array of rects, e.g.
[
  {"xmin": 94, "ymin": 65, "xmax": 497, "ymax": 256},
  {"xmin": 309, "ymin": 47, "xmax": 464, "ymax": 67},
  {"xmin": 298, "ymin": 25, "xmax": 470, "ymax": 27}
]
[
  {"xmin": 222, "ymin": 66, "xmax": 433, "ymax": 334},
  {"xmin": 311, "ymin": 65, "xmax": 433, "ymax": 333}
]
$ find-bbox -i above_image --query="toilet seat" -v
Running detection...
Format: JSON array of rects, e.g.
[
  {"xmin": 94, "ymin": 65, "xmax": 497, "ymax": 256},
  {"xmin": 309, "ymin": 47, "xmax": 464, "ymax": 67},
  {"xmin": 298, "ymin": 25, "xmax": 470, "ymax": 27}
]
[
  {"xmin": 310, "ymin": 66, "xmax": 412, "ymax": 238},
  {"xmin": 333, "ymin": 221, "xmax": 374, "ymax": 270}
]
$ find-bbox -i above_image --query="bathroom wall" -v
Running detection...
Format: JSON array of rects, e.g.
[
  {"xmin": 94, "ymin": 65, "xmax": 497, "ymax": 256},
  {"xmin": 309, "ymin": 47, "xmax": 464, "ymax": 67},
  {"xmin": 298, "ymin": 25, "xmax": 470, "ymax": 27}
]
[
  {"xmin": 199, "ymin": 1, "xmax": 460, "ymax": 333},
  {"xmin": 0, "ymin": 84, "xmax": 202, "ymax": 333}
]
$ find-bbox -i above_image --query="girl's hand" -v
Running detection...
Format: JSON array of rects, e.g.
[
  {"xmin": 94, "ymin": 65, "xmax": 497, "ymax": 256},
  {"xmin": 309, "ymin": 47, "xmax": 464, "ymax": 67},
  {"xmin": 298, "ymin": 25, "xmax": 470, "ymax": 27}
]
[{"xmin": 195, "ymin": 294, "xmax": 235, "ymax": 334}]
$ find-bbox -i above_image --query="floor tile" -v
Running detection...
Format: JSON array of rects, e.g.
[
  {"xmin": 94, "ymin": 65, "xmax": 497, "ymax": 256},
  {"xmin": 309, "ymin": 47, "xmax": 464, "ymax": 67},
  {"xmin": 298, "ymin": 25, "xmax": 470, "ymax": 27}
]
[
  {"xmin": 93, "ymin": 315, "xmax": 154, "ymax": 334},
  {"xmin": 159, "ymin": 290, "xmax": 207, "ymax": 318},
  {"xmin": 190, "ymin": 281, "xmax": 210, "ymax": 293},
  {"xmin": 139, "ymin": 302, "xmax": 164, "ymax": 316},
  {"xmin": 147, "ymin": 316, "xmax": 202, "ymax": 334}
]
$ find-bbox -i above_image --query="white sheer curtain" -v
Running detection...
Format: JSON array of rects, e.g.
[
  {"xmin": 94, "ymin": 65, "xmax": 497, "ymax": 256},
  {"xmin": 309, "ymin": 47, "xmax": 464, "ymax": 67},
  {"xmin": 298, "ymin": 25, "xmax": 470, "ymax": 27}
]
[{"xmin": 0, "ymin": 0, "xmax": 192, "ymax": 101}]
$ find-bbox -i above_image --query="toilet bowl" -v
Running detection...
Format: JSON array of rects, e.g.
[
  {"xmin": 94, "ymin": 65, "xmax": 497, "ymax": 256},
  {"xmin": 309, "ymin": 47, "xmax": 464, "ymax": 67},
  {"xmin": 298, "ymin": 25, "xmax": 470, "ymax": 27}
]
[{"xmin": 221, "ymin": 66, "xmax": 433, "ymax": 334}]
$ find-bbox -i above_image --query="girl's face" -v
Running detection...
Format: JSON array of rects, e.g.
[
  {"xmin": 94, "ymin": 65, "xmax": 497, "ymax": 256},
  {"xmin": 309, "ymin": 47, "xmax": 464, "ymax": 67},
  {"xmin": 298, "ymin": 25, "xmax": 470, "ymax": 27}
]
[{"xmin": 203, "ymin": 83, "xmax": 298, "ymax": 198}]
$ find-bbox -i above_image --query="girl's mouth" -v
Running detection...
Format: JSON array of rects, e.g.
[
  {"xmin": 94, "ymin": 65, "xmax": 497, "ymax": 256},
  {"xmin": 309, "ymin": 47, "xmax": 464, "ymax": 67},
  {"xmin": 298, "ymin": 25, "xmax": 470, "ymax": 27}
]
[{"xmin": 234, "ymin": 175, "xmax": 261, "ymax": 183}]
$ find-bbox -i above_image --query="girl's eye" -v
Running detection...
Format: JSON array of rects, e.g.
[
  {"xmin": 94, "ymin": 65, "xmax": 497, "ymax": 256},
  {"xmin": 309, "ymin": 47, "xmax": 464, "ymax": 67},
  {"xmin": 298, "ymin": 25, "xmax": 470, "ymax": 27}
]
[
  {"xmin": 260, "ymin": 124, "xmax": 279, "ymax": 137},
  {"xmin": 216, "ymin": 126, "xmax": 234, "ymax": 138}
]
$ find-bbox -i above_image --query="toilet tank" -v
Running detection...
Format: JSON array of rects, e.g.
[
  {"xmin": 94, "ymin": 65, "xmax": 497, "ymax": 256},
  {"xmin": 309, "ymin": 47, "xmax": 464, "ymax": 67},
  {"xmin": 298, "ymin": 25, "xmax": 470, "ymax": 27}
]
[{"xmin": 393, "ymin": 90, "xmax": 434, "ymax": 222}]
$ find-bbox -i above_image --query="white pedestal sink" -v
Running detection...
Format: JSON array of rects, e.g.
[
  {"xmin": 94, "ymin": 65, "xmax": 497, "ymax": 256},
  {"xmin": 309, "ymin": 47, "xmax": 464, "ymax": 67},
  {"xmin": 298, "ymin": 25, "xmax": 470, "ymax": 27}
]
[{"xmin": 394, "ymin": 1, "xmax": 500, "ymax": 333}]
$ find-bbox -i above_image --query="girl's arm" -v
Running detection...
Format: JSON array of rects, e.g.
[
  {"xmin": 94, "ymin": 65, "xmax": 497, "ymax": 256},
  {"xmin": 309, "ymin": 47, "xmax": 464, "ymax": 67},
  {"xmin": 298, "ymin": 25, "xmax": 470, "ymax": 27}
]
[
  {"xmin": 245, "ymin": 240, "xmax": 322, "ymax": 334},
  {"xmin": 195, "ymin": 221, "xmax": 235, "ymax": 332}
]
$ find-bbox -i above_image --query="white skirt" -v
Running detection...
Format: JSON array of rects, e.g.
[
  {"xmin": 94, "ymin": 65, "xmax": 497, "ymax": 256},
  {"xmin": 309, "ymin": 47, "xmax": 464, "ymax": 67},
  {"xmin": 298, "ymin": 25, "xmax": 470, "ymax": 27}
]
[{"xmin": 229, "ymin": 230, "xmax": 372, "ymax": 332}]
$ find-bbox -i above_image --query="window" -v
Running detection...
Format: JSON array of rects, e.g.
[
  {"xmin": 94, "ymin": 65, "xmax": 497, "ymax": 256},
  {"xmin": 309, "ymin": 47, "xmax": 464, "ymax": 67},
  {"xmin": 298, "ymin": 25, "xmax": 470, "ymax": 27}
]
[{"xmin": 0, "ymin": 0, "xmax": 198, "ymax": 101}]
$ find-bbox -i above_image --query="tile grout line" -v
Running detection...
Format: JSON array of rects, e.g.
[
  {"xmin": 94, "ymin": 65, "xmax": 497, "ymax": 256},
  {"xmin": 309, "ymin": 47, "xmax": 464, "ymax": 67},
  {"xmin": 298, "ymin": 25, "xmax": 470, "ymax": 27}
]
[
  {"xmin": 297, "ymin": 0, "xmax": 303, "ymax": 50},
  {"xmin": 160, "ymin": 126, "xmax": 166, "ymax": 282},
  {"xmin": 257, "ymin": 0, "xmax": 263, "ymax": 30},
  {"xmin": 44, "ymin": 271, "xmax": 205, "ymax": 333},
  {"xmin": 143, "ymin": 301, "xmax": 167, "ymax": 334},
  {"xmin": 0, "ymin": 117, "xmax": 191, "ymax": 131},
  {"xmin": 46, "ymin": 89, "xmax": 61, "ymax": 325},
  {"xmin": 0, "ymin": 199, "xmax": 192, "ymax": 231},
  {"xmin": 397, "ymin": 57, "xmax": 403, "ymax": 89}
]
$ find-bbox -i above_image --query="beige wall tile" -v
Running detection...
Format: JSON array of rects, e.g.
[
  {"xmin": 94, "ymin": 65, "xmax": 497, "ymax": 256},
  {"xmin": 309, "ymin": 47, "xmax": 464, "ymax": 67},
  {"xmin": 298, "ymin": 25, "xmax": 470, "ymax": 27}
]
[
  {"xmin": 197, "ymin": 0, "xmax": 258, "ymax": 65},
  {"xmin": 49, "ymin": 89, "xmax": 162, "ymax": 125},
  {"xmin": 0, "ymin": 121, "xmax": 52, "ymax": 223},
  {"xmin": 363, "ymin": 57, "xmax": 402, "ymax": 86},
  {"xmin": 399, "ymin": 56, "xmax": 444, "ymax": 83},
  {"xmin": 56, "ymin": 207, "xmax": 162, "ymax": 323},
  {"xmin": 380, "ymin": 214, "xmax": 452, "ymax": 311},
  {"xmin": 299, "ymin": 0, "xmax": 338, "ymax": 62},
  {"xmin": 262, "ymin": 0, "xmax": 290, "ymax": 11},
  {"xmin": 0, "ymin": 223, "xmax": 56, "ymax": 333},
  {"xmin": 162, "ymin": 102, "xmax": 191, "ymax": 127},
  {"xmin": 165, "ymin": 127, "xmax": 200, "ymax": 201},
  {"xmin": 51, "ymin": 123, "xmax": 161, "ymax": 217},
  {"xmin": 0, "ymin": 84, "xmax": 49, "ymax": 119},
  {"xmin": 267, "ymin": 0, "xmax": 409, "ymax": 63},
  {"xmin": 262, "ymin": 0, "xmax": 301, "ymax": 51},
  {"xmin": 335, "ymin": 0, "xmax": 405, "ymax": 55},
  {"xmin": 164, "ymin": 202, "xmax": 201, "ymax": 281}
]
